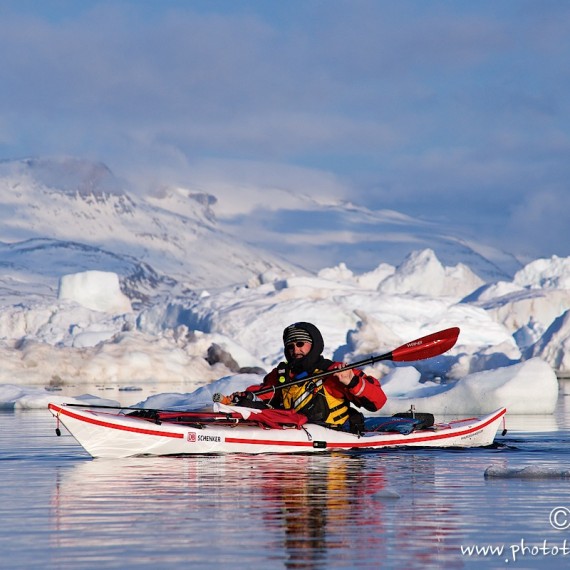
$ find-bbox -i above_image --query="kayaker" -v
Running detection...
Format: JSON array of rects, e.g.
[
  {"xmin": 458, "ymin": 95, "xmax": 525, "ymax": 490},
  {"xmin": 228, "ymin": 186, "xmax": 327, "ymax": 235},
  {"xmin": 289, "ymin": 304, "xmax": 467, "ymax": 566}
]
[{"xmin": 229, "ymin": 321, "xmax": 387, "ymax": 433}]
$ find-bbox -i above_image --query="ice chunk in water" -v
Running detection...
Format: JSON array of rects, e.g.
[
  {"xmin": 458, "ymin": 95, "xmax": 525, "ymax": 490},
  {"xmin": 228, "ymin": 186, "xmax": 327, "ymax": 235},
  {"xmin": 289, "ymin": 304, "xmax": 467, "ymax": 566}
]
[{"xmin": 484, "ymin": 465, "xmax": 570, "ymax": 479}]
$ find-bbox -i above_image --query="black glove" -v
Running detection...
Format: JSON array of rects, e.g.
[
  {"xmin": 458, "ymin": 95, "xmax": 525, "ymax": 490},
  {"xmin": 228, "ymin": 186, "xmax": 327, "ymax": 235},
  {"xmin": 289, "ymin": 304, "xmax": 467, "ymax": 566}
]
[
  {"xmin": 231, "ymin": 391, "xmax": 253, "ymax": 404},
  {"xmin": 232, "ymin": 391, "xmax": 268, "ymax": 409}
]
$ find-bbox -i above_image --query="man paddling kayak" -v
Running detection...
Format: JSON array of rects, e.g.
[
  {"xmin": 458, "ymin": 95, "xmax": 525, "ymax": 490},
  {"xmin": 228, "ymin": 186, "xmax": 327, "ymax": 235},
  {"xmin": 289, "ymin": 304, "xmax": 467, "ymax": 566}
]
[{"xmin": 229, "ymin": 322, "xmax": 387, "ymax": 433}]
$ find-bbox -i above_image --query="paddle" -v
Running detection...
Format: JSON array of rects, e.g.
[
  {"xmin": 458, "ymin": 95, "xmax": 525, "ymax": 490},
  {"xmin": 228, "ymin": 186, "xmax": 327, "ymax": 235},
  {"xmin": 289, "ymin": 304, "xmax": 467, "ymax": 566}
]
[{"xmin": 218, "ymin": 326, "xmax": 460, "ymax": 400}]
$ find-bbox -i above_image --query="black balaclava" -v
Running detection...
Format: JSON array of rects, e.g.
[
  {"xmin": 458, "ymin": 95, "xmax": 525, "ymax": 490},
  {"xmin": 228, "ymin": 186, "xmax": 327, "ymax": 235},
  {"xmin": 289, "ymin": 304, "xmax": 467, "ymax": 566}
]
[{"xmin": 283, "ymin": 322, "xmax": 326, "ymax": 375}]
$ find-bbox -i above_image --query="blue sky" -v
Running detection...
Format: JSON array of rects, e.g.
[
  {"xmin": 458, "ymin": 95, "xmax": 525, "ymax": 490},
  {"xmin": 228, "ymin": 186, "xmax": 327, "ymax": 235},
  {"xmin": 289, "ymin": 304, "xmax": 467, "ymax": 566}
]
[{"xmin": 1, "ymin": 0, "xmax": 569, "ymax": 262}]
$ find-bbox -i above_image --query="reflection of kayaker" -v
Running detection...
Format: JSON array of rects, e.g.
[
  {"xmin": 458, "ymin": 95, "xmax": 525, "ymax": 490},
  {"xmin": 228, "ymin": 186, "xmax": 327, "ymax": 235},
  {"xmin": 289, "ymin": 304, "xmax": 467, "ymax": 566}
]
[
  {"xmin": 257, "ymin": 454, "xmax": 387, "ymax": 570},
  {"xmin": 228, "ymin": 322, "xmax": 388, "ymax": 433}
]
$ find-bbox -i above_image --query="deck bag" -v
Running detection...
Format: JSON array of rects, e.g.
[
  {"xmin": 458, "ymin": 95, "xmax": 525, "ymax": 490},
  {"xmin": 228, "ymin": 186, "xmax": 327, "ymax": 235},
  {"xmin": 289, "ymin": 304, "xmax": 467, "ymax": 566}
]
[
  {"xmin": 392, "ymin": 412, "xmax": 434, "ymax": 429},
  {"xmin": 362, "ymin": 416, "xmax": 422, "ymax": 435}
]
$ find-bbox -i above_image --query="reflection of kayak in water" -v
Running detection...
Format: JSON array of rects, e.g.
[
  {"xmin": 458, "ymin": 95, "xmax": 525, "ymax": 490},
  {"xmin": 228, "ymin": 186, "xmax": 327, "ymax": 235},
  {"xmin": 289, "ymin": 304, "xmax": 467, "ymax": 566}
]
[{"xmin": 48, "ymin": 402, "xmax": 507, "ymax": 458}]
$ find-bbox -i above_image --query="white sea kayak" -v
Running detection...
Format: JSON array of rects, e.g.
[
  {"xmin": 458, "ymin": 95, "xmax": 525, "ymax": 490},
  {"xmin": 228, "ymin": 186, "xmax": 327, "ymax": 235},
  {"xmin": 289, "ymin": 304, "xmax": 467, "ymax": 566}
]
[{"xmin": 48, "ymin": 402, "xmax": 507, "ymax": 459}]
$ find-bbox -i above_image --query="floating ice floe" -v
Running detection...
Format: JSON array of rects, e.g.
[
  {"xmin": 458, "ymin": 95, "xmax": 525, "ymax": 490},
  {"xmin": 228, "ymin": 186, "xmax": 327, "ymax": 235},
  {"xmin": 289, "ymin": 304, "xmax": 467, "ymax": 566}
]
[{"xmin": 484, "ymin": 465, "xmax": 570, "ymax": 479}]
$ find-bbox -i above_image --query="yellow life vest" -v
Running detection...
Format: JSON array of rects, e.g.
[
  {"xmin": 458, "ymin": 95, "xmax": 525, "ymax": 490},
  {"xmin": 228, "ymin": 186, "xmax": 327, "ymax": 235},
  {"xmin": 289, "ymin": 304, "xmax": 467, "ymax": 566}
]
[{"xmin": 281, "ymin": 374, "xmax": 350, "ymax": 426}]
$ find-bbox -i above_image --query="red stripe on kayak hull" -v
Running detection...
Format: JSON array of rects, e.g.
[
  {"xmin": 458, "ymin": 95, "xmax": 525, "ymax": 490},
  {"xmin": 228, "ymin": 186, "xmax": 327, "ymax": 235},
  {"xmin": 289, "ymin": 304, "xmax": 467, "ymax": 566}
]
[{"xmin": 49, "ymin": 403, "xmax": 184, "ymax": 439}]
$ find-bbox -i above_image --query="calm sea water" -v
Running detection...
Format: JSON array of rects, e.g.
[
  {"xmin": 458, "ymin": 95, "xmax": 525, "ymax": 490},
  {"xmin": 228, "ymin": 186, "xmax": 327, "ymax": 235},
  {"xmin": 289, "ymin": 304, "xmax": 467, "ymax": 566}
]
[{"xmin": 1, "ymin": 384, "xmax": 570, "ymax": 570}]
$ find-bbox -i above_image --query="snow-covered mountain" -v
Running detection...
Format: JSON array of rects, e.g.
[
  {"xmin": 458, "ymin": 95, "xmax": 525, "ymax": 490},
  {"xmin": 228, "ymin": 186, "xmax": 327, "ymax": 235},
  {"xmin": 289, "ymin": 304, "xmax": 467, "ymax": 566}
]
[
  {"xmin": 0, "ymin": 156, "xmax": 519, "ymax": 291},
  {"xmin": 0, "ymin": 157, "xmax": 303, "ymax": 294},
  {"xmin": 1, "ymin": 156, "xmax": 570, "ymax": 410}
]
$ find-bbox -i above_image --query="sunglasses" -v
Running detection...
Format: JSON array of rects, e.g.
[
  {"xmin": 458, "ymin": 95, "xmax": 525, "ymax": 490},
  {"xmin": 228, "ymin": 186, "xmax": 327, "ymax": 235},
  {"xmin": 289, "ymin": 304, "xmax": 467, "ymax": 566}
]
[{"xmin": 286, "ymin": 341, "xmax": 311, "ymax": 350}]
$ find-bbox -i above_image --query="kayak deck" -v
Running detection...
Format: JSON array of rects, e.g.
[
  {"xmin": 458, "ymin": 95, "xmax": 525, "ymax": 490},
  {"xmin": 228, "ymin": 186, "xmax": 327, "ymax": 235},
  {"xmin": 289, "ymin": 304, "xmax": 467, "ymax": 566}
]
[{"xmin": 48, "ymin": 403, "xmax": 507, "ymax": 459}]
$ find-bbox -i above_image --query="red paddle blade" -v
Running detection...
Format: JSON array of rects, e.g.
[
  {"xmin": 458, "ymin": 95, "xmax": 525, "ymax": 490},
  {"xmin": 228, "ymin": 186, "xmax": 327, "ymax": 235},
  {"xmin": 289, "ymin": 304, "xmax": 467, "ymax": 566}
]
[{"xmin": 391, "ymin": 327, "xmax": 460, "ymax": 362}]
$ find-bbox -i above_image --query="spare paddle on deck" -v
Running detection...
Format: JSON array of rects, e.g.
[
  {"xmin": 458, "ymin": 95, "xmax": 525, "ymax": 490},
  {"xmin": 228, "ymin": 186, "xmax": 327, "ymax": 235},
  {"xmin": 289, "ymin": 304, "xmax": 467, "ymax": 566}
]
[{"xmin": 215, "ymin": 326, "xmax": 459, "ymax": 401}]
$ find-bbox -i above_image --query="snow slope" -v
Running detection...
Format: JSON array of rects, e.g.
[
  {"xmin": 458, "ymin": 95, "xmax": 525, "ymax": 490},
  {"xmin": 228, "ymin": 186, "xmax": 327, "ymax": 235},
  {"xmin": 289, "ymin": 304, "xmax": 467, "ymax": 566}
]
[{"xmin": 0, "ymin": 157, "xmax": 302, "ymax": 289}]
